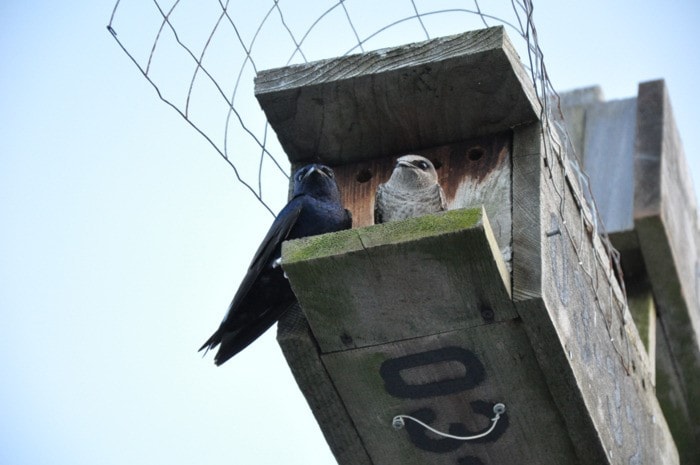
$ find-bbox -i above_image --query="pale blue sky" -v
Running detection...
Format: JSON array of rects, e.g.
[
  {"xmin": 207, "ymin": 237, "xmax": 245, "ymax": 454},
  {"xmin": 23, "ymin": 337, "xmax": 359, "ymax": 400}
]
[{"xmin": 1, "ymin": 2, "xmax": 699, "ymax": 465}]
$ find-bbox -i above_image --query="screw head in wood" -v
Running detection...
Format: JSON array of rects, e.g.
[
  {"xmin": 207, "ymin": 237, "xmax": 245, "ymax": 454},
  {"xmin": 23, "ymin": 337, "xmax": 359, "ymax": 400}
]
[{"xmin": 480, "ymin": 307, "xmax": 495, "ymax": 321}]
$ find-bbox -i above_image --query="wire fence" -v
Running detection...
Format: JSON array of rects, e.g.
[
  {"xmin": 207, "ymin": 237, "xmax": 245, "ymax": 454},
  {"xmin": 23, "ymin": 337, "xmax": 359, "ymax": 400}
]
[
  {"xmin": 107, "ymin": 0, "xmax": 631, "ymax": 369},
  {"xmin": 105, "ymin": 0, "xmax": 554, "ymax": 215}
]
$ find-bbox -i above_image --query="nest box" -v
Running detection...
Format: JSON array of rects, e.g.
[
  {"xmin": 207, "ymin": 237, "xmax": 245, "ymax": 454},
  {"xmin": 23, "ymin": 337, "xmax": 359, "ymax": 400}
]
[{"xmin": 254, "ymin": 26, "xmax": 677, "ymax": 465}]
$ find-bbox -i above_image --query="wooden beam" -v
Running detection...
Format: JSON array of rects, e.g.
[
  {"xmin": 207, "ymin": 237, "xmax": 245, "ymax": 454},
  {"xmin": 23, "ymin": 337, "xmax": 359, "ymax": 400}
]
[
  {"xmin": 634, "ymin": 80, "xmax": 700, "ymax": 465},
  {"xmin": 277, "ymin": 304, "xmax": 372, "ymax": 465},
  {"xmin": 559, "ymin": 89, "xmax": 637, "ymax": 233},
  {"xmin": 559, "ymin": 80, "xmax": 700, "ymax": 463},
  {"xmin": 281, "ymin": 208, "xmax": 513, "ymax": 353},
  {"xmin": 280, "ymin": 208, "xmax": 580, "ymax": 465},
  {"xmin": 512, "ymin": 122, "xmax": 677, "ymax": 465},
  {"xmin": 255, "ymin": 26, "xmax": 540, "ymax": 165}
]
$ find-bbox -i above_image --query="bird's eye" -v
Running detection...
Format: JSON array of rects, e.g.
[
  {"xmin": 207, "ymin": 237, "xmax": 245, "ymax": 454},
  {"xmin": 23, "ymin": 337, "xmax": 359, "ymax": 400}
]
[
  {"xmin": 321, "ymin": 166, "xmax": 334, "ymax": 178},
  {"xmin": 417, "ymin": 161, "xmax": 429, "ymax": 170},
  {"xmin": 295, "ymin": 169, "xmax": 306, "ymax": 181}
]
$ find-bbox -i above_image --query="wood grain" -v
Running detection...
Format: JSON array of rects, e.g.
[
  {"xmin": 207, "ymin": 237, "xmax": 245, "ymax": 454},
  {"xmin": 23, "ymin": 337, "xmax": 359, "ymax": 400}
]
[
  {"xmin": 634, "ymin": 80, "xmax": 700, "ymax": 465},
  {"xmin": 321, "ymin": 321, "xmax": 579, "ymax": 465},
  {"xmin": 277, "ymin": 304, "xmax": 373, "ymax": 465},
  {"xmin": 524, "ymin": 123, "xmax": 678, "ymax": 464},
  {"xmin": 281, "ymin": 208, "xmax": 514, "ymax": 354},
  {"xmin": 330, "ymin": 132, "xmax": 512, "ymax": 262},
  {"xmin": 255, "ymin": 27, "xmax": 539, "ymax": 165}
]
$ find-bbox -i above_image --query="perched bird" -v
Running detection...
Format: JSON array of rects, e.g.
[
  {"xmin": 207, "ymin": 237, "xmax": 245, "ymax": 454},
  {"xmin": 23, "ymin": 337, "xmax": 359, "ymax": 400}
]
[
  {"xmin": 374, "ymin": 154, "xmax": 446, "ymax": 224},
  {"xmin": 200, "ymin": 164, "xmax": 352, "ymax": 365}
]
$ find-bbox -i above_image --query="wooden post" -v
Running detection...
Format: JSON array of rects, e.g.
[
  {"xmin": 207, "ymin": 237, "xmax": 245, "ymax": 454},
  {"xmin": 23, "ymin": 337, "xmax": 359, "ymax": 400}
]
[
  {"xmin": 561, "ymin": 81, "xmax": 700, "ymax": 464},
  {"xmin": 256, "ymin": 27, "xmax": 679, "ymax": 465}
]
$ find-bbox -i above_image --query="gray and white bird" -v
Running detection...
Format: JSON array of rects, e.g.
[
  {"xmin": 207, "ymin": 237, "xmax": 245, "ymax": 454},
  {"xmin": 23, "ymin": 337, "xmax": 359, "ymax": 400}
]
[{"xmin": 374, "ymin": 155, "xmax": 446, "ymax": 224}]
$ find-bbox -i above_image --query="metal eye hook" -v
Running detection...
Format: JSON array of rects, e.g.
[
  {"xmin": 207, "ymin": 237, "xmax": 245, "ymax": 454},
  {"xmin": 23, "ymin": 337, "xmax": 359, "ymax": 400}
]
[{"xmin": 391, "ymin": 402, "xmax": 506, "ymax": 441}]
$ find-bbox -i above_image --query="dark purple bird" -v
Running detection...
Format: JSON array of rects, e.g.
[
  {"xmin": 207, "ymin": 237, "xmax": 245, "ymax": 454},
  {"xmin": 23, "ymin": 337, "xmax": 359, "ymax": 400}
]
[{"xmin": 200, "ymin": 164, "xmax": 352, "ymax": 365}]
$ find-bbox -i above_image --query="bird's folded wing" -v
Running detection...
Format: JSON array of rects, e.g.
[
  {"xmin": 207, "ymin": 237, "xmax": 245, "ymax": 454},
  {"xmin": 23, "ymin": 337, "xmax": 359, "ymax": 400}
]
[{"xmin": 222, "ymin": 200, "xmax": 303, "ymax": 322}]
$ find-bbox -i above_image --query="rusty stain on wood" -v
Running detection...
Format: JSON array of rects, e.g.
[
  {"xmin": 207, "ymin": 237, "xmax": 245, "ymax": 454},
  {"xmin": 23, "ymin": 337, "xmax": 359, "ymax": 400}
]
[{"xmin": 331, "ymin": 132, "xmax": 512, "ymax": 265}]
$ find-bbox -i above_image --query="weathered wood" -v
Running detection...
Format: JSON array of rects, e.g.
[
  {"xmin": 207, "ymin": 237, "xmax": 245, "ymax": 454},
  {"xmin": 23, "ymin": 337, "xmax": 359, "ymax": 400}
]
[
  {"xmin": 282, "ymin": 208, "xmax": 513, "ymax": 354},
  {"xmin": 559, "ymin": 80, "xmax": 700, "ymax": 463},
  {"xmin": 255, "ymin": 26, "xmax": 539, "ymax": 165},
  {"xmin": 635, "ymin": 216, "xmax": 700, "ymax": 465},
  {"xmin": 559, "ymin": 86, "xmax": 604, "ymax": 163},
  {"xmin": 511, "ymin": 123, "xmax": 542, "ymax": 301},
  {"xmin": 277, "ymin": 304, "xmax": 372, "ymax": 465},
  {"xmin": 635, "ymin": 81, "xmax": 699, "ymax": 324},
  {"xmin": 583, "ymin": 98, "xmax": 638, "ymax": 233},
  {"xmin": 655, "ymin": 312, "xmax": 697, "ymax": 464},
  {"xmin": 512, "ymin": 122, "xmax": 678, "ymax": 465},
  {"xmin": 281, "ymin": 208, "xmax": 580, "ymax": 465},
  {"xmin": 627, "ymin": 284, "xmax": 657, "ymax": 375},
  {"xmin": 263, "ymin": 28, "xmax": 682, "ymax": 465},
  {"xmin": 321, "ymin": 321, "xmax": 578, "ymax": 465},
  {"xmin": 328, "ymin": 132, "xmax": 512, "ymax": 264},
  {"xmin": 559, "ymin": 89, "xmax": 637, "ymax": 233}
]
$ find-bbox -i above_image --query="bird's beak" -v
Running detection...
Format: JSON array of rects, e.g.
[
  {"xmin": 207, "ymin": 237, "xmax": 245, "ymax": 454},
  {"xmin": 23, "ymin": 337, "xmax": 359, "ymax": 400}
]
[
  {"xmin": 303, "ymin": 166, "xmax": 318, "ymax": 180},
  {"xmin": 302, "ymin": 165, "xmax": 330, "ymax": 180},
  {"xmin": 396, "ymin": 160, "xmax": 413, "ymax": 169}
]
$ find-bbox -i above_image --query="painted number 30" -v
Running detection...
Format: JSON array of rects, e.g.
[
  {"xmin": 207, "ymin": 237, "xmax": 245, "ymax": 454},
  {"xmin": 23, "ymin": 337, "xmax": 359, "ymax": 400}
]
[{"xmin": 379, "ymin": 346, "xmax": 508, "ymax": 464}]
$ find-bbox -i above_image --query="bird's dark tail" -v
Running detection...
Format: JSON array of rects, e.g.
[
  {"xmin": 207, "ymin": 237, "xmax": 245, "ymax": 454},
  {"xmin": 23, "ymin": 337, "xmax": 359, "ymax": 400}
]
[{"xmin": 199, "ymin": 331, "xmax": 221, "ymax": 354}]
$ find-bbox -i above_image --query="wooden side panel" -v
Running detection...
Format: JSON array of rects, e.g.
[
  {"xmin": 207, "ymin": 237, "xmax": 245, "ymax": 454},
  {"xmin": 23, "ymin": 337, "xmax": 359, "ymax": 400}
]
[
  {"xmin": 280, "ymin": 206, "xmax": 581, "ymax": 465},
  {"xmin": 512, "ymin": 122, "xmax": 678, "ymax": 464},
  {"xmin": 321, "ymin": 321, "xmax": 579, "ymax": 465},
  {"xmin": 277, "ymin": 305, "xmax": 373, "ymax": 465},
  {"xmin": 559, "ymin": 89, "xmax": 637, "ymax": 233},
  {"xmin": 634, "ymin": 80, "xmax": 700, "ymax": 464},
  {"xmin": 581, "ymin": 98, "xmax": 637, "ymax": 233},
  {"xmin": 512, "ymin": 123, "xmax": 542, "ymax": 301}
]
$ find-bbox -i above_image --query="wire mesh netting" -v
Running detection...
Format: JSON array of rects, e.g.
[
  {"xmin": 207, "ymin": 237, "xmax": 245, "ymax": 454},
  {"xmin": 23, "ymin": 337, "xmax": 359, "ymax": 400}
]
[
  {"xmin": 107, "ymin": 0, "xmax": 632, "ymax": 370},
  {"xmin": 106, "ymin": 0, "xmax": 559, "ymax": 215}
]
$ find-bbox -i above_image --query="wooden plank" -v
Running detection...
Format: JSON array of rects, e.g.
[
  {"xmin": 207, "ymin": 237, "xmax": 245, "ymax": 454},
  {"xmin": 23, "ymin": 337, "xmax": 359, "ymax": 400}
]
[
  {"xmin": 626, "ymin": 283, "xmax": 657, "ymax": 377},
  {"xmin": 635, "ymin": 217, "xmax": 700, "ymax": 464},
  {"xmin": 276, "ymin": 305, "xmax": 373, "ymax": 465},
  {"xmin": 511, "ymin": 122, "xmax": 678, "ymax": 465},
  {"xmin": 321, "ymin": 321, "xmax": 579, "ymax": 465},
  {"xmin": 655, "ymin": 311, "xmax": 697, "ymax": 464},
  {"xmin": 559, "ymin": 86, "xmax": 603, "ymax": 162},
  {"xmin": 511, "ymin": 123, "xmax": 542, "ymax": 301},
  {"xmin": 634, "ymin": 79, "xmax": 700, "ymax": 465},
  {"xmin": 281, "ymin": 208, "xmax": 514, "ymax": 354},
  {"xmin": 559, "ymin": 89, "xmax": 637, "ymax": 233},
  {"xmin": 255, "ymin": 26, "xmax": 540, "ymax": 165},
  {"xmin": 581, "ymin": 98, "xmax": 638, "ymax": 233}
]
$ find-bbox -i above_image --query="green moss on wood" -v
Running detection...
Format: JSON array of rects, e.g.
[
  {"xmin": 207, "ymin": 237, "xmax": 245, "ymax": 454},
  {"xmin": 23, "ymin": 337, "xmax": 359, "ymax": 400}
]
[
  {"xmin": 360, "ymin": 207, "xmax": 484, "ymax": 248},
  {"xmin": 282, "ymin": 207, "xmax": 484, "ymax": 265},
  {"xmin": 627, "ymin": 292, "xmax": 654, "ymax": 352},
  {"xmin": 283, "ymin": 228, "xmax": 363, "ymax": 264}
]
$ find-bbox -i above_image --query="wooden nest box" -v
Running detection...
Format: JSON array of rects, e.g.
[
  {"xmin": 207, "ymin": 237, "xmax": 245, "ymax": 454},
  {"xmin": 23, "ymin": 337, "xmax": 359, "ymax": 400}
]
[{"xmin": 254, "ymin": 27, "xmax": 678, "ymax": 465}]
